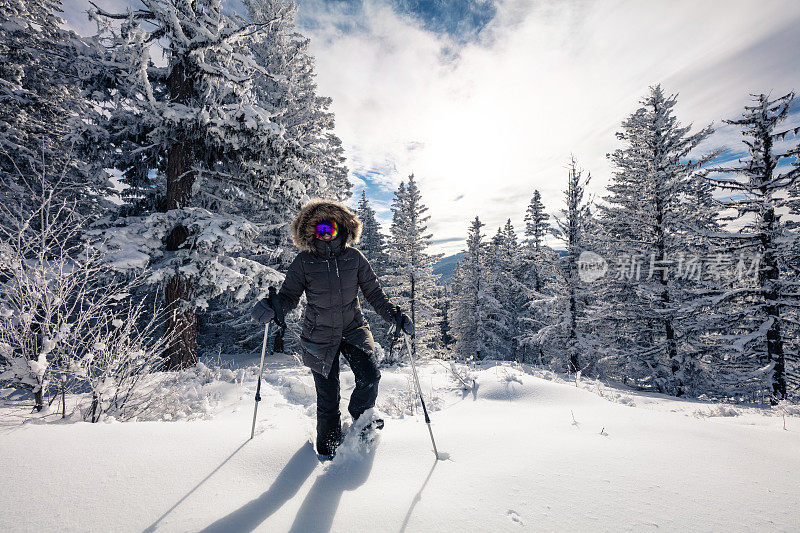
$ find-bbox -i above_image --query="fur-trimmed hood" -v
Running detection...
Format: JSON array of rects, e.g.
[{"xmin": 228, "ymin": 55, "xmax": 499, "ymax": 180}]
[{"xmin": 290, "ymin": 198, "xmax": 362, "ymax": 251}]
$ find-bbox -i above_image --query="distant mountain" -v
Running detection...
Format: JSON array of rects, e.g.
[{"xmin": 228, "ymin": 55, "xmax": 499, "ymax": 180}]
[
  {"xmin": 433, "ymin": 252, "xmax": 463, "ymax": 284},
  {"xmin": 432, "ymin": 249, "xmax": 568, "ymax": 285}
]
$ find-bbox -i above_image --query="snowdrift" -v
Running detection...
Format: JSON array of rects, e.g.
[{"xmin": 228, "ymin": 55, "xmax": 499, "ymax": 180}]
[{"xmin": 1, "ymin": 358, "xmax": 798, "ymax": 532}]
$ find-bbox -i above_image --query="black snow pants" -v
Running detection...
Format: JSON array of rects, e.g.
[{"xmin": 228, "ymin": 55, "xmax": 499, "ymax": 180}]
[{"xmin": 312, "ymin": 339, "xmax": 381, "ymax": 455}]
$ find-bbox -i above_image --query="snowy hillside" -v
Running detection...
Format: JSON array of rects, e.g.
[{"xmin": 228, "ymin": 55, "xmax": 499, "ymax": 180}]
[{"xmin": 2, "ymin": 357, "xmax": 798, "ymax": 532}]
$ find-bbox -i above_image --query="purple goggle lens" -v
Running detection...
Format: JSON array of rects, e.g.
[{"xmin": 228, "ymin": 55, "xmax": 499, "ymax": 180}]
[{"xmin": 315, "ymin": 220, "xmax": 338, "ymax": 239}]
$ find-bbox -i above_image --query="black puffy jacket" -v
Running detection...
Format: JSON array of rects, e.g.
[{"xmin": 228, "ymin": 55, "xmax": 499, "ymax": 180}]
[{"xmin": 274, "ymin": 199, "xmax": 399, "ymax": 377}]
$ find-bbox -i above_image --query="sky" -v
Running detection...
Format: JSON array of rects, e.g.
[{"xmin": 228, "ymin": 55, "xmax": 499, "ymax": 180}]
[{"xmin": 60, "ymin": 0, "xmax": 800, "ymax": 256}]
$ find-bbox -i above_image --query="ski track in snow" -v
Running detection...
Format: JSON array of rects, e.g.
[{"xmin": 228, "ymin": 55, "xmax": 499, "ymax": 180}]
[{"xmin": 1, "ymin": 355, "xmax": 799, "ymax": 532}]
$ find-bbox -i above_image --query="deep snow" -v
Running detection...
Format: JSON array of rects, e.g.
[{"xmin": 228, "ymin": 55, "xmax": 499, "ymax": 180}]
[{"xmin": 1, "ymin": 354, "xmax": 798, "ymax": 532}]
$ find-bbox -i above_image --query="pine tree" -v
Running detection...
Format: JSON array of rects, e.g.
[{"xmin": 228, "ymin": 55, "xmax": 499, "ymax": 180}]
[
  {"xmin": 482, "ymin": 220, "xmax": 526, "ymax": 360},
  {"xmin": 705, "ymin": 92, "xmax": 800, "ymax": 403},
  {"xmin": 82, "ymin": 0, "xmax": 315, "ymax": 368},
  {"xmin": 385, "ymin": 175, "xmax": 443, "ymax": 357},
  {"xmin": 243, "ymin": 0, "xmax": 349, "ymax": 255},
  {"xmin": 0, "ymin": 0, "xmax": 107, "ymax": 227},
  {"xmin": 451, "ymin": 216, "xmax": 490, "ymax": 360},
  {"xmin": 482, "ymin": 227, "xmax": 513, "ymax": 359},
  {"xmin": 436, "ymin": 284, "xmax": 455, "ymax": 352},
  {"xmin": 355, "ymin": 191, "xmax": 392, "ymax": 351},
  {"xmin": 356, "ymin": 191, "xmax": 389, "ymax": 275},
  {"xmin": 516, "ymin": 190, "xmax": 561, "ymax": 365},
  {"xmin": 595, "ymin": 85, "xmax": 716, "ymax": 395},
  {"xmin": 525, "ymin": 191, "xmax": 549, "ymax": 251},
  {"xmin": 786, "ymin": 152, "xmax": 800, "ymax": 399},
  {"xmin": 187, "ymin": 0, "xmax": 352, "ymax": 355},
  {"xmin": 521, "ymin": 189, "xmax": 550, "ymax": 293},
  {"xmin": 553, "ymin": 157, "xmax": 592, "ymax": 373}
]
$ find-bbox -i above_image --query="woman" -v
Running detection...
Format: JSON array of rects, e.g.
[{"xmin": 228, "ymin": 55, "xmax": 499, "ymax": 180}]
[{"xmin": 251, "ymin": 198, "xmax": 413, "ymax": 459}]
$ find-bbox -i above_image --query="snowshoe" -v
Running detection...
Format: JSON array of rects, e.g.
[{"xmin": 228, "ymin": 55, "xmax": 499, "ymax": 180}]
[{"xmin": 359, "ymin": 418, "xmax": 384, "ymax": 444}]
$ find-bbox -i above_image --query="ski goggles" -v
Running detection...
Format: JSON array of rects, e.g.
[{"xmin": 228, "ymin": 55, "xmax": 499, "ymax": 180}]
[{"xmin": 315, "ymin": 220, "xmax": 338, "ymax": 239}]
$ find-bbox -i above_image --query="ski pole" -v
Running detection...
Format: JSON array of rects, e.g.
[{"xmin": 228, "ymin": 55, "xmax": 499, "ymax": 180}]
[
  {"xmin": 250, "ymin": 321, "xmax": 270, "ymax": 440},
  {"xmin": 402, "ymin": 332, "xmax": 439, "ymax": 458}
]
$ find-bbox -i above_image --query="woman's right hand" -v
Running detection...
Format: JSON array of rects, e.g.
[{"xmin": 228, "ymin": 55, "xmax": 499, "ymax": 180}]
[{"xmin": 251, "ymin": 297, "xmax": 275, "ymax": 324}]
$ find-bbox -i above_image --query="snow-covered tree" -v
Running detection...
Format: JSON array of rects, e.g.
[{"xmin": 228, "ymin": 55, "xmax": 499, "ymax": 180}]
[
  {"xmin": 595, "ymin": 85, "xmax": 716, "ymax": 395},
  {"xmin": 515, "ymin": 189, "xmax": 561, "ymax": 365},
  {"xmin": 451, "ymin": 216, "xmax": 490, "ymax": 360},
  {"xmin": 197, "ymin": 0, "xmax": 350, "ymax": 354},
  {"xmin": 520, "ymin": 190, "xmax": 552, "ymax": 314},
  {"xmin": 385, "ymin": 175, "xmax": 443, "ymax": 357},
  {"xmin": 356, "ymin": 191, "xmax": 389, "ymax": 275},
  {"xmin": 786, "ymin": 150, "xmax": 800, "ymax": 399},
  {"xmin": 355, "ymin": 191, "xmax": 392, "ymax": 350},
  {"xmin": 243, "ymin": 0, "xmax": 349, "ymax": 257},
  {"xmin": 525, "ymin": 190, "xmax": 548, "ymax": 244},
  {"xmin": 704, "ymin": 92, "xmax": 800, "ymax": 403},
  {"xmin": 434, "ymin": 284, "xmax": 455, "ymax": 352},
  {"xmin": 0, "ymin": 0, "xmax": 108, "ymax": 229},
  {"xmin": 552, "ymin": 157, "xmax": 593, "ymax": 373},
  {"xmin": 482, "ymin": 220, "xmax": 527, "ymax": 360},
  {"xmin": 80, "ymin": 0, "xmax": 312, "ymax": 367}
]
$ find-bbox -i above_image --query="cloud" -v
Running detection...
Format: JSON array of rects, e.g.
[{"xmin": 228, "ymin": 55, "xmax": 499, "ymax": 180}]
[
  {"xmin": 59, "ymin": 0, "xmax": 800, "ymax": 257},
  {"xmin": 300, "ymin": 0, "xmax": 800, "ymax": 255}
]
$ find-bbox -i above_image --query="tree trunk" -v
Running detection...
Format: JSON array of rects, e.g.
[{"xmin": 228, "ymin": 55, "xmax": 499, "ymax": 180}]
[
  {"xmin": 165, "ymin": 275, "xmax": 198, "ymax": 369},
  {"xmin": 33, "ymin": 388, "xmax": 43, "ymax": 412},
  {"xmin": 652, "ymin": 116, "xmax": 681, "ymax": 395},
  {"xmin": 567, "ymin": 166, "xmax": 580, "ymax": 374},
  {"xmin": 568, "ymin": 262, "xmax": 579, "ymax": 374},
  {"xmin": 758, "ymin": 130, "xmax": 785, "ymax": 404},
  {"xmin": 761, "ymin": 206, "xmax": 786, "ymax": 403},
  {"xmin": 410, "ymin": 273, "xmax": 416, "ymax": 359},
  {"xmin": 163, "ymin": 58, "xmax": 198, "ymax": 369}
]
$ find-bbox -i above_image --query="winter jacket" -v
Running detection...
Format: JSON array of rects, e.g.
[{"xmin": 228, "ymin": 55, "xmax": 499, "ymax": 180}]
[{"xmin": 274, "ymin": 199, "xmax": 399, "ymax": 377}]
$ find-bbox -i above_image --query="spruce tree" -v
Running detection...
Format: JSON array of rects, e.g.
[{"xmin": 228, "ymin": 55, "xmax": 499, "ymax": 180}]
[
  {"xmin": 82, "ymin": 0, "xmax": 317, "ymax": 368},
  {"xmin": 482, "ymin": 220, "xmax": 526, "ymax": 360},
  {"xmin": 514, "ymin": 189, "xmax": 560, "ymax": 365},
  {"xmin": 596, "ymin": 85, "xmax": 716, "ymax": 395},
  {"xmin": 356, "ymin": 191, "xmax": 389, "ymax": 275},
  {"xmin": 356, "ymin": 191, "xmax": 392, "ymax": 351},
  {"xmin": 705, "ymin": 92, "xmax": 799, "ymax": 403},
  {"xmin": 385, "ymin": 175, "xmax": 443, "ymax": 357},
  {"xmin": 244, "ymin": 0, "xmax": 349, "ymax": 255},
  {"xmin": 553, "ymin": 157, "xmax": 592, "ymax": 373},
  {"xmin": 451, "ymin": 216, "xmax": 489, "ymax": 360},
  {"xmin": 525, "ymin": 192, "xmax": 549, "ymax": 253},
  {"xmin": 0, "ymin": 0, "xmax": 107, "ymax": 227}
]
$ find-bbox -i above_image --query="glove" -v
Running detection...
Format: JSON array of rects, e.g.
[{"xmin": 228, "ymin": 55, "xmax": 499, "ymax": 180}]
[
  {"xmin": 251, "ymin": 297, "xmax": 275, "ymax": 324},
  {"xmin": 397, "ymin": 311, "xmax": 414, "ymax": 336},
  {"xmin": 267, "ymin": 286, "xmax": 286, "ymax": 328}
]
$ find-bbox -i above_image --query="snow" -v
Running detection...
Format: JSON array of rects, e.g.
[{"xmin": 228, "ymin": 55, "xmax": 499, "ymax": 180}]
[{"xmin": 1, "ymin": 358, "xmax": 798, "ymax": 532}]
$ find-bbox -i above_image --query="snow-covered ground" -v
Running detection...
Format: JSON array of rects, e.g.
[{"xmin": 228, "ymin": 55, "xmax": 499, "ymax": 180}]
[{"xmin": 2, "ymin": 355, "xmax": 798, "ymax": 532}]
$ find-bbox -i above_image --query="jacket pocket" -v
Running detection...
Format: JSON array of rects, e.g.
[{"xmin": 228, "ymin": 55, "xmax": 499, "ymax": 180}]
[
  {"xmin": 302, "ymin": 307, "xmax": 318, "ymax": 338},
  {"xmin": 308, "ymin": 308, "xmax": 318, "ymax": 336}
]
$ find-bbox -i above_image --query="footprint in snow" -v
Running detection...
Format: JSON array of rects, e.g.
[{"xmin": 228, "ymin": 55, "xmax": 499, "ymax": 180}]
[{"xmin": 507, "ymin": 509, "xmax": 524, "ymax": 526}]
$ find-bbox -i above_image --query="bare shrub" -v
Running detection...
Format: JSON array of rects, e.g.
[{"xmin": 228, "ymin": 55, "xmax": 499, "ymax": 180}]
[{"xmin": 0, "ymin": 166, "xmax": 173, "ymax": 421}]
